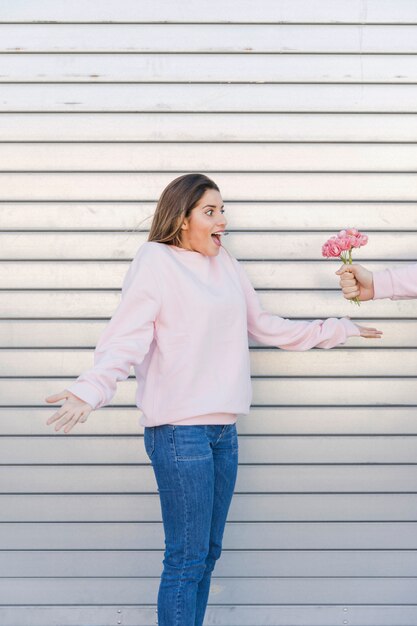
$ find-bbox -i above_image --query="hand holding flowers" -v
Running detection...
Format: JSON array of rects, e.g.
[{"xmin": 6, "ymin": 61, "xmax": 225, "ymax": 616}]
[
  {"xmin": 336, "ymin": 263, "xmax": 375, "ymax": 302},
  {"xmin": 322, "ymin": 228, "xmax": 368, "ymax": 306}
]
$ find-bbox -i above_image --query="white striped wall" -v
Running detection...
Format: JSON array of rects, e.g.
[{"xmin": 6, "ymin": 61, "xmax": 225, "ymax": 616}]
[{"xmin": 1, "ymin": 1, "xmax": 417, "ymax": 624}]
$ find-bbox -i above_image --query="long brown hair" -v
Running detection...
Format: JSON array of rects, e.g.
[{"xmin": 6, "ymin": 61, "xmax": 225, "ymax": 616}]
[{"xmin": 147, "ymin": 173, "xmax": 220, "ymax": 247}]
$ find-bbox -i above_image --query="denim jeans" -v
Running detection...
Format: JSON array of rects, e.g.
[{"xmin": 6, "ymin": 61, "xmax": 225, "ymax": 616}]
[{"xmin": 143, "ymin": 423, "xmax": 239, "ymax": 626}]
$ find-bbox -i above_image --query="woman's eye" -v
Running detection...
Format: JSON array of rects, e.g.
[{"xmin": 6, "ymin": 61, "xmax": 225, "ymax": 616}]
[{"xmin": 207, "ymin": 209, "xmax": 225, "ymax": 216}]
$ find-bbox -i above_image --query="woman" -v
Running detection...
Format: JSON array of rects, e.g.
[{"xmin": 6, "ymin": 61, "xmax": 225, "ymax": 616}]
[
  {"xmin": 336, "ymin": 262, "xmax": 417, "ymax": 300},
  {"xmin": 45, "ymin": 173, "xmax": 382, "ymax": 626}
]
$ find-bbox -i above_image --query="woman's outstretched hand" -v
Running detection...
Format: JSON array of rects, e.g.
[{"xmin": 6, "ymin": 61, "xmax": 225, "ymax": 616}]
[
  {"xmin": 45, "ymin": 390, "xmax": 93, "ymax": 434},
  {"xmin": 354, "ymin": 323, "xmax": 383, "ymax": 339},
  {"xmin": 336, "ymin": 263, "xmax": 375, "ymax": 301}
]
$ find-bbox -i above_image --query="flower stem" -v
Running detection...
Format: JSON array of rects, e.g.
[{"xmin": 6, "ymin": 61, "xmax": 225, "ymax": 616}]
[{"xmin": 347, "ymin": 249, "xmax": 360, "ymax": 306}]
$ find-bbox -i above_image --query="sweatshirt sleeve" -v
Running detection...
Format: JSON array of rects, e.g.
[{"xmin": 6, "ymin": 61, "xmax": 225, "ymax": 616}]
[
  {"xmin": 65, "ymin": 249, "xmax": 161, "ymax": 409},
  {"xmin": 373, "ymin": 263, "xmax": 417, "ymax": 300},
  {"xmin": 233, "ymin": 258, "xmax": 360, "ymax": 350}
]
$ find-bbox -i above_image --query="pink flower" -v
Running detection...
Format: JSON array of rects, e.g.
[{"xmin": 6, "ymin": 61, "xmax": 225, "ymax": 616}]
[
  {"xmin": 322, "ymin": 239, "xmax": 342, "ymax": 258},
  {"xmin": 322, "ymin": 227, "xmax": 368, "ymax": 260},
  {"xmin": 350, "ymin": 236, "xmax": 362, "ymax": 248},
  {"xmin": 350, "ymin": 232, "xmax": 368, "ymax": 248},
  {"xmin": 337, "ymin": 236, "xmax": 352, "ymax": 251}
]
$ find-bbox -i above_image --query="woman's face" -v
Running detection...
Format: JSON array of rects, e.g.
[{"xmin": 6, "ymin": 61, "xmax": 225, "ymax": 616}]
[{"xmin": 179, "ymin": 188, "xmax": 228, "ymax": 256}]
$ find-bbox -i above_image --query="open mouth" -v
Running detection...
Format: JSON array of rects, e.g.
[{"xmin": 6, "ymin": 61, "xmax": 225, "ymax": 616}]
[{"xmin": 211, "ymin": 231, "xmax": 228, "ymax": 247}]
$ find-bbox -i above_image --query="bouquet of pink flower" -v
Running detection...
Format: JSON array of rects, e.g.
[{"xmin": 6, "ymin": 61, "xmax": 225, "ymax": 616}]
[{"xmin": 322, "ymin": 227, "xmax": 368, "ymax": 306}]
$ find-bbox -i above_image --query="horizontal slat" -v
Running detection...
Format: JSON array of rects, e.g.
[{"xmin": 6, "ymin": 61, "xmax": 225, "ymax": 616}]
[
  {"xmin": 2, "ymin": 113, "xmax": 417, "ymax": 142},
  {"xmin": 1, "ymin": 521, "xmax": 416, "ymax": 550},
  {"xmin": 0, "ymin": 576, "xmax": 416, "ymax": 605},
  {"xmin": 3, "ymin": 142, "xmax": 417, "ymax": 171},
  {"xmin": 2, "ymin": 406, "xmax": 417, "ymax": 435},
  {"xmin": 255, "ymin": 377, "xmax": 417, "ymax": 405},
  {"xmin": 195, "ymin": 347, "xmax": 417, "ymax": 375},
  {"xmin": 1, "ymin": 232, "xmax": 417, "ymax": 261},
  {"xmin": 2, "ymin": 493, "xmax": 417, "ymax": 521},
  {"xmin": 3, "ymin": 84, "xmax": 417, "ymax": 112},
  {"xmin": 0, "ymin": 232, "xmax": 322, "ymax": 258},
  {"xmin": 1, "ymin": 605, "xmax": 417, "ymax": 626},
  {"xmin": 2, "ymin": 549, "xmax": 417, "ymax": 577},
  {"xmin": 261, "ymin": 289, "xmax": 414, "ymax": 318},
  {"xmin": 1, "ymin": 290, "xmax": 415, "ymax": 319},
  {"xmin": 3, "ymin": 348, "xmax": 416, "ymax": 376},
  {"xmin": 3, "ymin": 203, "xmax": 417, "ymax": 231},
  {"xmin": 241, "ymin": 260, "xmax": 411, "ymax": 289},
  {"xmin": 2, "ymin": 0, "xmax": 417, "ymax": 24},
  {"xmin": 1, "ymin": 173, "xmax": 416, "ymax": 201},
  {"xmin": 3, "ymin": 53, "xmax": 417, "ymax": 83},
  {"xmin": 2, "ymin": 406, "xmax": 417, "ymax": 436},
  {"xmin": 1, "ymin": 435, "xmax": 417, "ymax": 464},
  {"xmin": 10, "ymin": 376, "xmax": 417, "ymax": 406},
  {"xmin": 3, "ymin": 465, "xmax": 417, "ymax": 493},
  {"xmin": 4, "ymin": 606, "xmax": 417, "ymax": 626},
  {"xmin": 0, "ymin": 261, "xmax": 413, "ymax": 290},
  {"xmin": 3, "ymin": 25, "xmax": 417, "ymax": 52}
]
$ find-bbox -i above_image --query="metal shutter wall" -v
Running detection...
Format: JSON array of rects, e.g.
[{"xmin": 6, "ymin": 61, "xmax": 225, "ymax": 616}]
[{"xmin": 1, "ymin": 1, "xmax": 417, "ymax": 624}]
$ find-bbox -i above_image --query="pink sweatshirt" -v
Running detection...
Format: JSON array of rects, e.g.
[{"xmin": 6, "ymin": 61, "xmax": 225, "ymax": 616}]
[
  {"xmin": 373, "ymin": 263, "xmax": 417, "ymax": 300},
  {"xmin": 66, "ymin": 242, "xmax": 360, "ymax": 427}
]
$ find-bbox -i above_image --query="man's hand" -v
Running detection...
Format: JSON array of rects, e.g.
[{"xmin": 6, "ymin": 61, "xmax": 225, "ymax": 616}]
[{"xmin": 336, "ymin": 263, "xmax": 375, "ymax": 301}]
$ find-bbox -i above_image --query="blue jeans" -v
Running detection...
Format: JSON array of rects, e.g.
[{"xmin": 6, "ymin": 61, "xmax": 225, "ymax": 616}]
[{"xmin": 144, "ymin": 423, "xmax": 239, "ymax": 626}]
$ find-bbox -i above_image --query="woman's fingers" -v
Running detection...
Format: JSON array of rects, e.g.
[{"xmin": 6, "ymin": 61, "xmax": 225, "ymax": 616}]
[
  {"xmin": 61, "ymin": 414, "xmax": 84, "ymax": 434},
  {"xmin": 46, "ymin": 407, "xmax": 70, "ymax": 425},
  {"xmin": 54, "ymin": 412, "xmax": 75, "ymax": 432},
  {"xmin": 52, "ymin": 410, "xmax": 87, "ymax": 433},
  {"xmin": 356, "ymin": 324, "xmax": 383, "ymax": 339},
  {"xmin": 45, "ymin": 390, "xmax": 92, "ymax": 433},
  {"xmin": 45, "ymin": 390, "xmax": 70, "ymax": 403},
  {"xmin": 361, "ymin": 331, "xmax": 382, "ymax": 338},
  {"xmin": 46, "ymin": 408, "xmax": 74, "ymax": 429}
]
